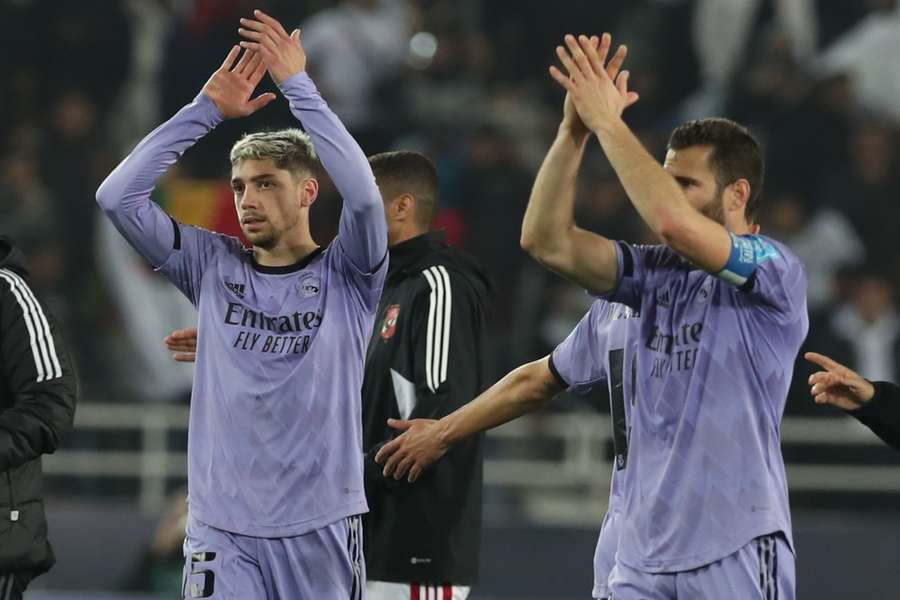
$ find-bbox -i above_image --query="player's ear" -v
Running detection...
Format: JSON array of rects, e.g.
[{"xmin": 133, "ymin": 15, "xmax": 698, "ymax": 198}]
[
  {"xmin": 299, "ymin": 175, "xmax": 319, "ymax": 208},
  {"xmin": 395, "ymin": 194, "xmax": 415, "ymax": 222},
  {"xmin": 726, "ymin": 179, "xmax": 750, "ymax": 215}
]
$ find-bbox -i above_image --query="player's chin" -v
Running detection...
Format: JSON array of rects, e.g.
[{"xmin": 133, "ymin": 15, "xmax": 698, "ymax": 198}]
[{"xmin": 244, "ymin": 228, "xmax": 276, "ymax": 248}]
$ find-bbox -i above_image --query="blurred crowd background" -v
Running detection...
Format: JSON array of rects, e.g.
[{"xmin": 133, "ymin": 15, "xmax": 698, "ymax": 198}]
[{"xmin": 2, "ymin": 0, "xmax": 900, "ymax": 597}]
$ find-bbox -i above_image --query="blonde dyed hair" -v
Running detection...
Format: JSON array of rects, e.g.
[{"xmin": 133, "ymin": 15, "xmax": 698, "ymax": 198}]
[{"xmin": 230, "ymin": 129, "xmax": 319, "ymax": 179}]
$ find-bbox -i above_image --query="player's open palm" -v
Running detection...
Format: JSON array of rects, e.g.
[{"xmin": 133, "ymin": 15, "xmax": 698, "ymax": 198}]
[
  {"xmin": 550, "ymin": 34, "xmax": 639, "ymax": 134},
  {"xmin": 375, "ymin": 418, "xmax": 449, "ymax": 482},
  {"xmin": 560, "ymin": 34, "xmax": 630, "ymax": 141},
  {"xmin": 203, "ymin": 46, "xmax": 276, "ymax": 119},
  {"xmin": 238, "ymin": 10, "xmax": 306, "ymax": 85},
  {"xmin": 805, "ymin": 352, "xmax": 875, "ymax": 411}
]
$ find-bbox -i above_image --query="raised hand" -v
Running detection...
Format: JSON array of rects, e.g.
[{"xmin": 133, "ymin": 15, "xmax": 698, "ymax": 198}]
[
  {"xmin": 238, "ymin": 10, "xmax": 306, "ymax": 85},
  {"xmin": 202, "ymin": 46, "xmax": 276, "ymax": 119},
  {"xmin": 550, "ymin": 34, "xmax": 639, "ymax": 136},
  {"xmin": 374, "ymin": 418, "xmax": 449, "ymax": 482},
  {"xmin": 560, "ymin": 34, "xmax": 630, "ymax": 142},
  {"xmin": 805, "ymin": 352, "xmax": 875, "ymax": 411},
  {"xmin": 165, "ymin": 327, "xmax": 198, "ymax": 363}
]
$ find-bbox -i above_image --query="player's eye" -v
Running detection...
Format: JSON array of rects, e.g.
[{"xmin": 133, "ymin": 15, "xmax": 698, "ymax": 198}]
[{"xmin": 258, "ymin": 181, "xmax": 274, "ymax": 190}]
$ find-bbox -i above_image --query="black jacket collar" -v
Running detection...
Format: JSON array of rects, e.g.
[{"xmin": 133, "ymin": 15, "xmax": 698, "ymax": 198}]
[
  {"xmin": 388, "ymin": 231, "xmax": 447, "ymax": 276},
  {"xmin": 0, "ymin": 236, "xmax": 28, "ymax": 276}
]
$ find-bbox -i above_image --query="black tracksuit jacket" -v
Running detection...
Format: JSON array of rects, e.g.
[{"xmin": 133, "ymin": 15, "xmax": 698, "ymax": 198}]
[
  {"xmin": 852, "ymin": 381, "xmax": 900, "ymax": 450},
  {"xmin": 362, "ymin": 231, "xmax": 491, "ymax": 585},
  {"xmin": 0, "ymin": 237, "xmax": 77, "ymax": 577}
]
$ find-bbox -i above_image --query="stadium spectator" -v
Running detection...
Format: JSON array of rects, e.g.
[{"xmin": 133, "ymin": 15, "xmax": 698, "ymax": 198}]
[
  {"xmin": 95, "ymin": 216, "xmax": 195, "ymax": 405},
  {"xmin": 816, "ymin": 269, "xmax": 900, "ymax": 384},
  {"xmin": 816, "ymin": 0, "xmax": 900, "ymax": 124},
  {"xmin": 300, "ymin": 0, "xmax": 415, "ymax": 151}
]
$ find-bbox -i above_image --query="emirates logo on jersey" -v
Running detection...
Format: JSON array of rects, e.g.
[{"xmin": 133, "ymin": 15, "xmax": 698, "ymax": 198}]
[{"xmin": 380, "ymin": 304, "xmax": 401, "ymax": 340}]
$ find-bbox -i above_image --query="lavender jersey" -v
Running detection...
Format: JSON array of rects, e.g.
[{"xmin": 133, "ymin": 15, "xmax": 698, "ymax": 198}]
[
  {"xmin": 97, "ymin": 72, "xmax": 388, "ymax": 537},
  {"xmin": 550, "ymin": 299, "xmax": 641, "ymax": 598},
  {"xmin": 590, "ymin": 237, "xmax": 807, "ymax": 573}
]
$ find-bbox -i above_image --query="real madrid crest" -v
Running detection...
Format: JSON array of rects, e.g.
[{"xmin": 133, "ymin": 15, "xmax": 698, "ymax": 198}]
[
  {"xmin": 297, "ymin": 271, "xmax": 321, "ymax": 298},
  {"xmin": 380, "ymin": 304, "xmax": 401, "ymax": 340}
]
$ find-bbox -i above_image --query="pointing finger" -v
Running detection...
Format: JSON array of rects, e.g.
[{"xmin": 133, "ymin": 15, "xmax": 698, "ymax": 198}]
[{"xmin": 804, "ymin": 352, "xmax": 842, "ymax": 372}]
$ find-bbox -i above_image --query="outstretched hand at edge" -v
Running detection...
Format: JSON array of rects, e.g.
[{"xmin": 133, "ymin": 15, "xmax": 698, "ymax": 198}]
[{"xmin": 805, "ymin": 352, "xmax": 875, "ymax": 412}]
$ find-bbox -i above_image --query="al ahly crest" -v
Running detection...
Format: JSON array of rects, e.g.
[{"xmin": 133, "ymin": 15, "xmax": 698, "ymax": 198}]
[{"xmin": 380, "ymin": 304, "xmax": 401, "ymax": 339}]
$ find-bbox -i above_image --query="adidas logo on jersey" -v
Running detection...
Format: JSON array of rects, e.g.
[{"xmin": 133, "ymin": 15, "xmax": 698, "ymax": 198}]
[{"xmin": 225, "ymin": 281, "xmax": 246, "ymax": 298}]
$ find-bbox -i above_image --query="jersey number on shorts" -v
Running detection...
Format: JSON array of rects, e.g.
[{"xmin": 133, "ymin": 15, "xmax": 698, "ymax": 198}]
[{"xmin": 186, "ymin": 552, "xmax": 216, "ymax": 598}]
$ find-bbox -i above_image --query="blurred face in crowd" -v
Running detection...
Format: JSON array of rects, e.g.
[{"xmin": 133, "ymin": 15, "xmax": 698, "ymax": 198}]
[
  {"xmin": 230, "ymin": 159, "xmax": 318, "ymax": 249},
  {"xmin": 664, "ymin": 145, "xmax": 728, "ymax": 225},
  {"xmin": 853, "ymin": 125, "xmax": 895, "ymax": 184},
  {"xmin": 853, "ymin": 276, "xmax": 895, "ymax": 324}
]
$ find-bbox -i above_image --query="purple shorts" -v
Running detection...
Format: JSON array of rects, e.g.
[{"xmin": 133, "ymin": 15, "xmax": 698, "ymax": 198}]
[
  {"xmin": 182, "ymin": 513, "xmax": 364, "ymax": 599},
  {"xmin": 609, "ymin": 533, "xmax": 794, "ymax": 600}
]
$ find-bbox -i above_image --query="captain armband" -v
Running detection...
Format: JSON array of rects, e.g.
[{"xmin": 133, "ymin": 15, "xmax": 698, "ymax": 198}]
[{"xmin": 715, "ymin": 233, "xmax": 779, "ymax": 289}]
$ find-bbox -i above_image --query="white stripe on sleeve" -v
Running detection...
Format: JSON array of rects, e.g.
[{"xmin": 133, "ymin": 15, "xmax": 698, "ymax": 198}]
[
  {"xmin": 422, "ymin": 267, "xmax": 451, "ymax": 393},
  {"xmin": 437, "ymin": 266, "xmax": 452, "ymax": 384},
  {"xmin": 422, "ymin": 268, "xmax": 438, "ymax": 392},
  {"xmin": 0, "ymin": 269, "xmax": 62, "ymax": 382}
]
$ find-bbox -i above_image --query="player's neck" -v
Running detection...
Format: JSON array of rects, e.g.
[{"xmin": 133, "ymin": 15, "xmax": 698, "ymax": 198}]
[
  {"xmin": 725, "ymin": 215, "xmax": 754, "ymax": 237},
  {"xmin": 253, "ymin": 231, "xmax": 319, "ymax": 267}
]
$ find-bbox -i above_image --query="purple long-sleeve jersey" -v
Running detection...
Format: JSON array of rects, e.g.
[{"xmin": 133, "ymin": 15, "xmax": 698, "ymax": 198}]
[
  {"xmin": 554, "ymin": 236, "xmax": 808, "ymax": 573},
  {"xmin": 97, "ymin": 72, "xmax": 388, "ymax": 537},
  {"xmin": 551, "ymin": 300, "xmax": 640, "ymax": 597}
]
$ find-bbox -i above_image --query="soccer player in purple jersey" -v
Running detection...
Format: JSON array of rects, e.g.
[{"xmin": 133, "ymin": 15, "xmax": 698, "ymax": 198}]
[
  {"xmin": 97, "ymin": 10, "xmax": 386, "ymax": 599},
  {"xmin": 377, "ymin": 33, "xmax": 808, "ymax": 599},
  {"xmin": 554, "ymin": 300, "xmax": 642, "ymax": 600}
]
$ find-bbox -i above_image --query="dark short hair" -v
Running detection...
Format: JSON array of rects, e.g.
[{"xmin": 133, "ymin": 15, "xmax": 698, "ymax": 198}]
[
  {"xmin": 368, "ymin": 151, "xmax": 439, "ymax": 227},
  {"xmin": 668, "ymin": 118, "xmax": 765, "ymax": 221}
]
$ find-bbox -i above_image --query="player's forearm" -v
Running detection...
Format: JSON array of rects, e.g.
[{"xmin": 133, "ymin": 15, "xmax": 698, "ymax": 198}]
[
  {"xmin": 520, "ymin": 129, "xmax": 589, "ymax": 260},
  {"xmin": 278, "ymin": 72, "xmax": 387, "ymax": 270},
  {"xmin": 594, "ymin": 118, "xmax": 695, "ymax": 240},
  {"xmin": 96, "ymin": 93, "xmax": 223, "ymax": 265},
  {"xmin": 435, "ymin": 359, "xmax": 560, "ymax": 447}
]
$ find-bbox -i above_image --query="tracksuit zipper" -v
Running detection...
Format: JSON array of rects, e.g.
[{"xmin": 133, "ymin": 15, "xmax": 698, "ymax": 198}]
[{"xmin": 5, "ymin": 471, "xmax": 18, "ymax": 522}]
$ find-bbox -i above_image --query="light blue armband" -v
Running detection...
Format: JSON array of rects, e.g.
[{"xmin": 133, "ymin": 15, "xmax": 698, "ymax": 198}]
[{"xmin": 716, "ymin": 233, "xmax": 780, "ymax": 288}]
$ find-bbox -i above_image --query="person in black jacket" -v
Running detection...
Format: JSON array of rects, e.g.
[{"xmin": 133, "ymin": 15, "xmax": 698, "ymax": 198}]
[
  {"xmin": 163, "ymin": 151, "xmax": 491, "ymax": 599},
  {"xmin": 361, "ymin": 151, "xmax": 491, "ymax": 600},
  {"xmin": 0, "ymin": 236, "xmax": 77, "ymax": 599},
  {"xmin": 806, "ymin": 351, "xmax": 900, "ymax": 449}
]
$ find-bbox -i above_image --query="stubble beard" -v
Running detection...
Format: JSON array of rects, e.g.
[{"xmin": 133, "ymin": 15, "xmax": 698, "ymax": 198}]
[{"xmin": 699, "ymin": 190, "xmax": 726, "ymax": 226}]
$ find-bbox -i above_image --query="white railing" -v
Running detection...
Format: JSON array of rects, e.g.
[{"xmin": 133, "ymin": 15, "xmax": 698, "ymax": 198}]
[{"xmin": 43, "ymin": 403, "xmax": 900, "ymax": 523}]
